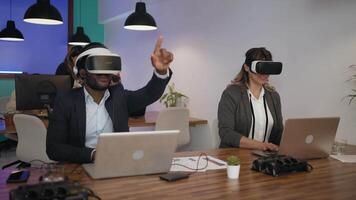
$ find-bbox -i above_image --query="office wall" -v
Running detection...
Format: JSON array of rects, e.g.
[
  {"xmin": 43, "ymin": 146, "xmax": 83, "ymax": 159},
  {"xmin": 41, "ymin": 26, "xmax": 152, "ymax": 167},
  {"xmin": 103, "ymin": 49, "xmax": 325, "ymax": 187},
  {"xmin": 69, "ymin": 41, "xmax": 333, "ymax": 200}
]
[
  {"xmin": 0, "ymin": 79, "xmax": 14, "ymax": 97},
  {"xmin": 0, "ymin": 0, "xmax": 68, "ymax": 74},
  {"xmin": 73, "ymin": 0, "xmax": 104, "ymax": 43},
  {"xmin": 100, "ymin": 0, "xmax": 356, "ymax": 147}
]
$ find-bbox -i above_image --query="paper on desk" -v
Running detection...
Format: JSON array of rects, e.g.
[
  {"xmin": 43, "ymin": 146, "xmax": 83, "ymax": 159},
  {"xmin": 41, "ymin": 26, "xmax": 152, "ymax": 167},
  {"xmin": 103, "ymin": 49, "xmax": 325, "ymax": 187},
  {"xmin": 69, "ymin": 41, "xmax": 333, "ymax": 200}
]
[
  {"xmin": 170, "ymin": 156, "xmax": 227, "ymax": 172},
  {"xmin": 330, "ymin": 155, "xmax": 356, "ymax": 163}
]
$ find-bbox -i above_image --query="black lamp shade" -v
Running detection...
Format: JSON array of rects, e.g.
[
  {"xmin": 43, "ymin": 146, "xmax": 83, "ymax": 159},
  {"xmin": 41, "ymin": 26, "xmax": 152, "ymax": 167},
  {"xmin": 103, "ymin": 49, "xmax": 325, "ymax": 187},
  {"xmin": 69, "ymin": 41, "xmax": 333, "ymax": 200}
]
[
  {"xmin": 0, "ymin": 20, "xmax": 24, "ymax": 41},
  {"xmin": 68, "ymin": 26, "xmax": 91, "ymax": 46},
  {"xmin": 124, "ymin": 2, "xmax": 157, "ymax": 31},
  {"xmin": 24, "ymin": 0, "xmax": 63, "ymax": 25}
]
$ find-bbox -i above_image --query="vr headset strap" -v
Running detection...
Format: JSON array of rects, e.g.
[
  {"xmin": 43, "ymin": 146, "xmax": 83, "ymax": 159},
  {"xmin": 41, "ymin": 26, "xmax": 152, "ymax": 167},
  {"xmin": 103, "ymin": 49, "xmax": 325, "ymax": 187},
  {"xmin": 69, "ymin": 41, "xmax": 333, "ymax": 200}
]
[{"xmin": 249, "ymin": 93, "xmax": 269, "ymax": 142}]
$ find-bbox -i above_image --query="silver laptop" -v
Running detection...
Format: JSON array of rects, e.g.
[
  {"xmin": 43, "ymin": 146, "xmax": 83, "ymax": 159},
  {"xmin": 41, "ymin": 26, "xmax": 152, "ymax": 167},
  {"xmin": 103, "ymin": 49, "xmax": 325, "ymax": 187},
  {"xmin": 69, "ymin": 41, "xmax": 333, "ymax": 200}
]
[
  {"xmin": 254, "ymin": 117, "xmax": 340, "ymax": 159},
  {"xmin": 82, "ymin": 130, "xmax": 179, "ymax": 179}
]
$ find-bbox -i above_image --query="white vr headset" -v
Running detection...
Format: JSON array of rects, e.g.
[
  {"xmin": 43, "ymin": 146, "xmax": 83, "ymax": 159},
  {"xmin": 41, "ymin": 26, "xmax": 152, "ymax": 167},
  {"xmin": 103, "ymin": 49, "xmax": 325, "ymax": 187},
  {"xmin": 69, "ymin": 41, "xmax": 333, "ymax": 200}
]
[
  {"xmin": 74, "ymin": 47, "xmax": 121, "ymax": 75},
  {"xmin": 250, "ymin": 61, "xmax": 282, "ymax": 75}
]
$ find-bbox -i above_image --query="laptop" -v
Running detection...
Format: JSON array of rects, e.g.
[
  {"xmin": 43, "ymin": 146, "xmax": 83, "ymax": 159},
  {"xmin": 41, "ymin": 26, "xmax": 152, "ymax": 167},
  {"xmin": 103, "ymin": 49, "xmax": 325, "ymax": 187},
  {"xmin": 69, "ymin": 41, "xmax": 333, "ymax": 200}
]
[
  {"xmin": 253, "ymin": 117, "xmax": 340, "ymax": 159},
  {"xmin": 82, "ymin": 130, "xmax": 179, "ymax": 179}
]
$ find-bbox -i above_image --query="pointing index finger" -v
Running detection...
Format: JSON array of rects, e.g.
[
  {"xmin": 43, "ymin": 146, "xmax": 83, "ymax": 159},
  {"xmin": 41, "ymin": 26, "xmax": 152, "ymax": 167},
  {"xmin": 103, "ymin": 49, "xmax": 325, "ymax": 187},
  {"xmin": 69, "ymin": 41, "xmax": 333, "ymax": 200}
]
[{"xmin": 154, "ymin": 36, "xmax": 163, "ymax": 54}]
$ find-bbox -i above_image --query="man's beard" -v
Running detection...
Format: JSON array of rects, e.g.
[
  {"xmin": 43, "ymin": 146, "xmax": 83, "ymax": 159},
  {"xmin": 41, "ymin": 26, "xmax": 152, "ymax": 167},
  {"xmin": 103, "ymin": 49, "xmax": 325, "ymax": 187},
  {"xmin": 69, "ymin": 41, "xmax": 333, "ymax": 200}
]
[{"xmin": 86, "ymin": 78, "xmax": 110, "ymax": 91}]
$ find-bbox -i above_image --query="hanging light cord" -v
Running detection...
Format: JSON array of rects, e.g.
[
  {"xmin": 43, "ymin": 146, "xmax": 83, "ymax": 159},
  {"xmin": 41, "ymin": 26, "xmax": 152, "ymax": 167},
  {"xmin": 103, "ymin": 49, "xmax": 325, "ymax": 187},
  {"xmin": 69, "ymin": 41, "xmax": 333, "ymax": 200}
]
[
  {"xmin": 9, "ymin": 0, "xmax": 12, "ymax": 20},
  {"xmin": 79, "ymin": 0, "xmax": 82, "ymax": 26}
]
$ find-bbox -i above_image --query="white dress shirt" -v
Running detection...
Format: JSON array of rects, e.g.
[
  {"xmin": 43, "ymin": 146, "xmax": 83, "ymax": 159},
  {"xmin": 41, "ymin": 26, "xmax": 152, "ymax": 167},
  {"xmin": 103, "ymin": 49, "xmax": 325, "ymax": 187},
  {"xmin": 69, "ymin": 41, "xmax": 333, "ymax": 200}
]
[
  {"xmin": 247, "ymin": 88, "xmax": 274, "ymax": 142},
  {"xmin": 84, "ymin": 87, "xmax": 113, "ymax": 148}
]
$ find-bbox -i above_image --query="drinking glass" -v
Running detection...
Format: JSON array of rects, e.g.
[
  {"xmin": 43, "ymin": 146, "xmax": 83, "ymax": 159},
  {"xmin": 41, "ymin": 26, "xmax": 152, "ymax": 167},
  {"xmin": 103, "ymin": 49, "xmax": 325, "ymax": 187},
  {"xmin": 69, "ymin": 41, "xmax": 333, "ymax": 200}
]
[{"xmin": 331, "ymin": 139, "xmax": 347, "ymax": 155}]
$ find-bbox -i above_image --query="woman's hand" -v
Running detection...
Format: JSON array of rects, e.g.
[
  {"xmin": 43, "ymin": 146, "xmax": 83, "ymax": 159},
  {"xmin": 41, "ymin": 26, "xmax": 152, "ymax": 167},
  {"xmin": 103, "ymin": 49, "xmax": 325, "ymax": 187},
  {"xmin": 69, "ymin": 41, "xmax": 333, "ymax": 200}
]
[
  {"xmin": 259, "ymin": 142, "xmax": 279, "ymax": 151},
  {"xmin": 240, "ymin": 136, "xmax": 279, "ymax": 151}
]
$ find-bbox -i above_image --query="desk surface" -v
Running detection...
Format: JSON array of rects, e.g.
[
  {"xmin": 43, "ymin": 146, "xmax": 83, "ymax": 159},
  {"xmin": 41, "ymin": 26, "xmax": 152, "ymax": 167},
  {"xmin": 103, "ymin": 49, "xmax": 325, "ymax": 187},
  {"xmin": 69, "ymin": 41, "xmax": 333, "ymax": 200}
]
[
  {"xmin": 128, "ymin": 111, "xmax": 208, "ymax": 127},
  {"xmin": 0, "ymin": 111, "xmax": 208, "ymax": 137},
  {"xmin": 1, "ymin": 147, "xmax": 356, "ymax": 200}
]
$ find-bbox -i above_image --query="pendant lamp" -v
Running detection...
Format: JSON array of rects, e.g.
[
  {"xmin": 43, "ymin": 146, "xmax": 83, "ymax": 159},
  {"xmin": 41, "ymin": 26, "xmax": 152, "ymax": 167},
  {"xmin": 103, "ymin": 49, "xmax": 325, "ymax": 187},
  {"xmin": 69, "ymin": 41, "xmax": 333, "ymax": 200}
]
[
  {"xmin": 23, "ymin": 0, "xmax": 63, "ymax": 25},
  {"xmin": 0, "ymin": 0, "xmax": 24, "ymax": 41},
  {"xmin": 68, "ymin": 27, "xmax": 91, "ymax": 46},
  {"xmin": 124, "ymin": 2, "xmax": 157, "ymax": 31},
  {"xmin": 68, "ymin": 0, "xmax": 90, "ymax": 46}
]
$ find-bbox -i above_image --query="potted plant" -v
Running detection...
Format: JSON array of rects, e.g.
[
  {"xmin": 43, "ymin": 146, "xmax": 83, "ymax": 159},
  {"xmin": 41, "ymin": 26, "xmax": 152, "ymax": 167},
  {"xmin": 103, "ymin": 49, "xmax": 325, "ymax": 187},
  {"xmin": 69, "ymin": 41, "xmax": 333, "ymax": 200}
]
[
  {"xmin": 226, "ymin": 155, "xmax": 240, "ymax": 179},
  {"xmin": 345, "ymin": 65, "xmax": 356, "ymax": 104},
  {"xmin": 159, "ymin": 83, "xmax": 188, "ymax": 108}
]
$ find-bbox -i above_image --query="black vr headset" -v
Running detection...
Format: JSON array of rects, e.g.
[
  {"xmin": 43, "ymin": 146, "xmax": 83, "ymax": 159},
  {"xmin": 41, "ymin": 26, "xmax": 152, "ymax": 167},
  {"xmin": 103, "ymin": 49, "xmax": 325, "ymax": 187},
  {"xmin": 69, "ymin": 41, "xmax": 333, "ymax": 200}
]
[
  {"xmin": 74, "ymin": 47, "xmax": 121, "ymax": 75},
  {"xmin": 85, "ymin": 55, "xmax": 121, "ymax": 74},
  {"xmin": 249, "ymin": 61, "xmax": 282, "ymax": 75}
]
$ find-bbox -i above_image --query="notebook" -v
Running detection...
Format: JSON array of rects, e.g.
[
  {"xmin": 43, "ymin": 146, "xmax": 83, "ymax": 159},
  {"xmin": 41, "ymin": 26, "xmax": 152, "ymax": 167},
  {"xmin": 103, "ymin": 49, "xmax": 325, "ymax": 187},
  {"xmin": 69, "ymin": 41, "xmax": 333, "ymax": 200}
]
[
  {"xmin": 253, "ymin": 117, "xmax": 340, "ymax": 159},
  {"xmin": 82, "ymin": 130, "xmax": 179, "ymax": 179}
]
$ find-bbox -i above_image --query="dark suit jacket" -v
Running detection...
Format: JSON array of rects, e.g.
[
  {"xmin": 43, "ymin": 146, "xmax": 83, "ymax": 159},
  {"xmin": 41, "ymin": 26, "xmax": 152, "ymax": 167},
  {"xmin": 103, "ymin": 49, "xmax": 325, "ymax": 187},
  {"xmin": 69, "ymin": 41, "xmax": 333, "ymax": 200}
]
[
  {"xmin": 218, "ymin": 84, "xmax": 284, "ymax": 148},
  {"xmin": 47, "ymin": 72, "xmax": 171, "ymax": 163}
]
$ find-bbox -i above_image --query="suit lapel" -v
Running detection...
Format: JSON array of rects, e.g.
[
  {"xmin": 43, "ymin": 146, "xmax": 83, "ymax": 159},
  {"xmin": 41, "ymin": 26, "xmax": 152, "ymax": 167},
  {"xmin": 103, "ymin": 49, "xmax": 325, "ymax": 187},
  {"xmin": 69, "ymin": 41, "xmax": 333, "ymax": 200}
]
[
  {"xmin": 105, "ymin": 88, "xmax": 116, "ymax": 131},
  {"xmin": 264, "ymin": 90, "xmax": 277, "ymax": 127},
  {"xmin": 241, "ymin": 88, "xmax": 252, "ymax": 133},
  {"xmin": 76, "ymin": 88, "xmax": 86, "ymax": 146}
]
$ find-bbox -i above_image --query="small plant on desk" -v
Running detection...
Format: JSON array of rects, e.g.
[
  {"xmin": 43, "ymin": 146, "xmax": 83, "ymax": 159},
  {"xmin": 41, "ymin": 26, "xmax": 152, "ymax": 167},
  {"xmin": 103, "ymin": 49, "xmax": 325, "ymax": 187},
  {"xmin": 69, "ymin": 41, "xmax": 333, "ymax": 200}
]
[
  {"xmin": 344, "ymin": 65, "xmax": 356, "ymax": 104},
  {"xmin": 159, "ymin": 83, "xmax": 188, "ymax": 108},
  {"xmin": 226, "ymin": 155, "xmax": 240, "ymax": 179}
]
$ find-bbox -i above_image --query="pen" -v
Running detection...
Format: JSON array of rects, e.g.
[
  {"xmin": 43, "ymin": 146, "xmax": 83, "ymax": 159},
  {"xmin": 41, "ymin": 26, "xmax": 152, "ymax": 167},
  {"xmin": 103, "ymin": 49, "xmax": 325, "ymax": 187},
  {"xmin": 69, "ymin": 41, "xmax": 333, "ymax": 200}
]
[{"xmin": 204, "ymin": 158, "xmax": 225, "ymax": 166}]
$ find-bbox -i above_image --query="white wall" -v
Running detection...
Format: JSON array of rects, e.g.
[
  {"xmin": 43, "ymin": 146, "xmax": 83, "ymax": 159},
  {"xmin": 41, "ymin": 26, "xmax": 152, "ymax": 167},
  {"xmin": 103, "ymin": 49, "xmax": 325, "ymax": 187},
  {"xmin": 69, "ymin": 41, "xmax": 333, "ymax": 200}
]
[{"xmin": 100, "ymin": 0, "xmax": 356, "ymax": 147}]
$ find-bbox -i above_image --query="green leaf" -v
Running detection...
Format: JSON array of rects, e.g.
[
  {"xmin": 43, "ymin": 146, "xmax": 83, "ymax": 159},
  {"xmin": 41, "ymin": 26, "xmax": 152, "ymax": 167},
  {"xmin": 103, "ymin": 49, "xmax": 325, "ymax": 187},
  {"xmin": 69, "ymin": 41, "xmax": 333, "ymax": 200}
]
[
  {"xmin": 226, "ymin": 155, "xmax": 240, "ymax": 166},
  {"xmin": 160, "ymin": 83, "xmax": 188, "ymax": 107},
  {"xmin": 159, "ymin": 93, "xmax": 168, "ymax": 102}
]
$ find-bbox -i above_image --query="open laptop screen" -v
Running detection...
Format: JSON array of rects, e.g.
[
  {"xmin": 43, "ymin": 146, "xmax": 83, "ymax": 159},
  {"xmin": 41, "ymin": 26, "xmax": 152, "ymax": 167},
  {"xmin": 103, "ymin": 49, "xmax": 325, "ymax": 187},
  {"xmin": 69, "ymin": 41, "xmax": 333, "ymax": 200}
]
[
  {"xmin": 253, "ymin": 117, "xmax": 340, "ymax": 160},
  {"xmin": 83, "ymin": 130, "xmax": 179, "ymax": 179}
]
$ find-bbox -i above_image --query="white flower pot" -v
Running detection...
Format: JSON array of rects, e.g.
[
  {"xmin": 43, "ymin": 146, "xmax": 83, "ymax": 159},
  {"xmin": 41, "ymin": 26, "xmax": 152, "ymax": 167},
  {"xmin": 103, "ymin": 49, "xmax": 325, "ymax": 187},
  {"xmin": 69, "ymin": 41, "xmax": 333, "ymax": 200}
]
[
  {"xmin": 176, "ymin": 97, "xmax": 189, "ymax": 108},
  {"xmin": 227, "ymin": 165, "xmax": 240, "ymax": 179}
]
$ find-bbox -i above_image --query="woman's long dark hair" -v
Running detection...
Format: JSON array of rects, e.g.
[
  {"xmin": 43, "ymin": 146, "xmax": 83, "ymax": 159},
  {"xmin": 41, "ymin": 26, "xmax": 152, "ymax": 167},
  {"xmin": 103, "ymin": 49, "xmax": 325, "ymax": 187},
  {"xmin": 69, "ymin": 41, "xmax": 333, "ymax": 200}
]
[{"xmin": 64, "ymin": 45, "xmax": 83, "ymax": 69}]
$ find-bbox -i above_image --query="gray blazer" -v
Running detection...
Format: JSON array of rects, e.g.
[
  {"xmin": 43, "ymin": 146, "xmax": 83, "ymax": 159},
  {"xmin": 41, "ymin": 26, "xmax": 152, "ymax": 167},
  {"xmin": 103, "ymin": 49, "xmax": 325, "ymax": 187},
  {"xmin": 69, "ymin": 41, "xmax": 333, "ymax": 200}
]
[{"xmin": 218, "ymin": 84, "xmax": 283, "ymax": 148}]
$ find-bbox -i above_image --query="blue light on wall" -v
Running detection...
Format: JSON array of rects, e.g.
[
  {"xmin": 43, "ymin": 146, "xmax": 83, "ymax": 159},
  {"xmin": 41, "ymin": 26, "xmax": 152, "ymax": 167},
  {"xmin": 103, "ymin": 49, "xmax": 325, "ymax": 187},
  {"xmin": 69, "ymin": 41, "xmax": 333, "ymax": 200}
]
[{"xmin": 0, "ymin": 0, "xmax": 68, "ymax": 74}]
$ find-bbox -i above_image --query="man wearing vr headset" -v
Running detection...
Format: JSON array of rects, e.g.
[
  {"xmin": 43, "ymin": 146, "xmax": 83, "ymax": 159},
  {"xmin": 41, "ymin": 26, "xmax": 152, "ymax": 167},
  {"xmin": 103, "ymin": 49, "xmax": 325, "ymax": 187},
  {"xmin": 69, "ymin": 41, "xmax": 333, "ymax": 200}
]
[
  {"xmin": 218, "ymin": 47, "xmax": 283, "ymax": 151},
  {"xmin": 47, "ymin": 37, "xmax": 173, "ymax": 163}
]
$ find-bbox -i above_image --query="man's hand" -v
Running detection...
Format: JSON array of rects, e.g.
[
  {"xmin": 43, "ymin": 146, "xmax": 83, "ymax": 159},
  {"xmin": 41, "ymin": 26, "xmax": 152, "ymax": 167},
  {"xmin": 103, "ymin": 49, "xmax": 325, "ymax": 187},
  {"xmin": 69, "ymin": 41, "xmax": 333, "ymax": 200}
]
[{"xmin": 151, "ymin": 36, "xmax": 174, "ymax": 75}]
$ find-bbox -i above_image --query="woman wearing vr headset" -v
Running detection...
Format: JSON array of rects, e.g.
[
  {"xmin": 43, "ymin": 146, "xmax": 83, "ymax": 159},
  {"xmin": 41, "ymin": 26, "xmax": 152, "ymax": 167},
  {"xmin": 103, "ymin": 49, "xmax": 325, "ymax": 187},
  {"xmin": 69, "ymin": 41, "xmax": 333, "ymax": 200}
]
[
  {"xmin": 47, "ymin": 37, "xmax": 174, "ymax": 163},
  {"xmin": 218, "ymin": 47, "xmax": 283, "ymax": 151}
]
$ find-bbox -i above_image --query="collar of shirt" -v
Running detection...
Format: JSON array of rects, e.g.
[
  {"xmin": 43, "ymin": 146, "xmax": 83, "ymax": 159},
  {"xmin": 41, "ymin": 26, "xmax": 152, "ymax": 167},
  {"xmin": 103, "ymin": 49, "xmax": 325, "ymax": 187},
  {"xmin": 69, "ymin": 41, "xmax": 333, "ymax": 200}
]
[
  {"xmin": 83, "ymin": 87, "xmax": 111, "ymax": 105},
  {"xmin": 248, "ymin": 87, "xmax": 265, "ymax": 101}
]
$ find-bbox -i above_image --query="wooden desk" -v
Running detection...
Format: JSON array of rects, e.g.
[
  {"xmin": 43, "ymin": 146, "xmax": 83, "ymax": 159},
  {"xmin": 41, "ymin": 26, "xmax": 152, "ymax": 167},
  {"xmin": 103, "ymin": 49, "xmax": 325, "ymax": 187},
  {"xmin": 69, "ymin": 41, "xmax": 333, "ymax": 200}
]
[
  {"xmin": 0, "ymin": 111, "xmax": 208, "ymax": 137},
  {"xmin": 129, "ymin": 111, "xmax": 207, "ymax": 127},
  {"xmin": 1, "ymin": 148, "xmax": 356, "ymax": 200}
]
